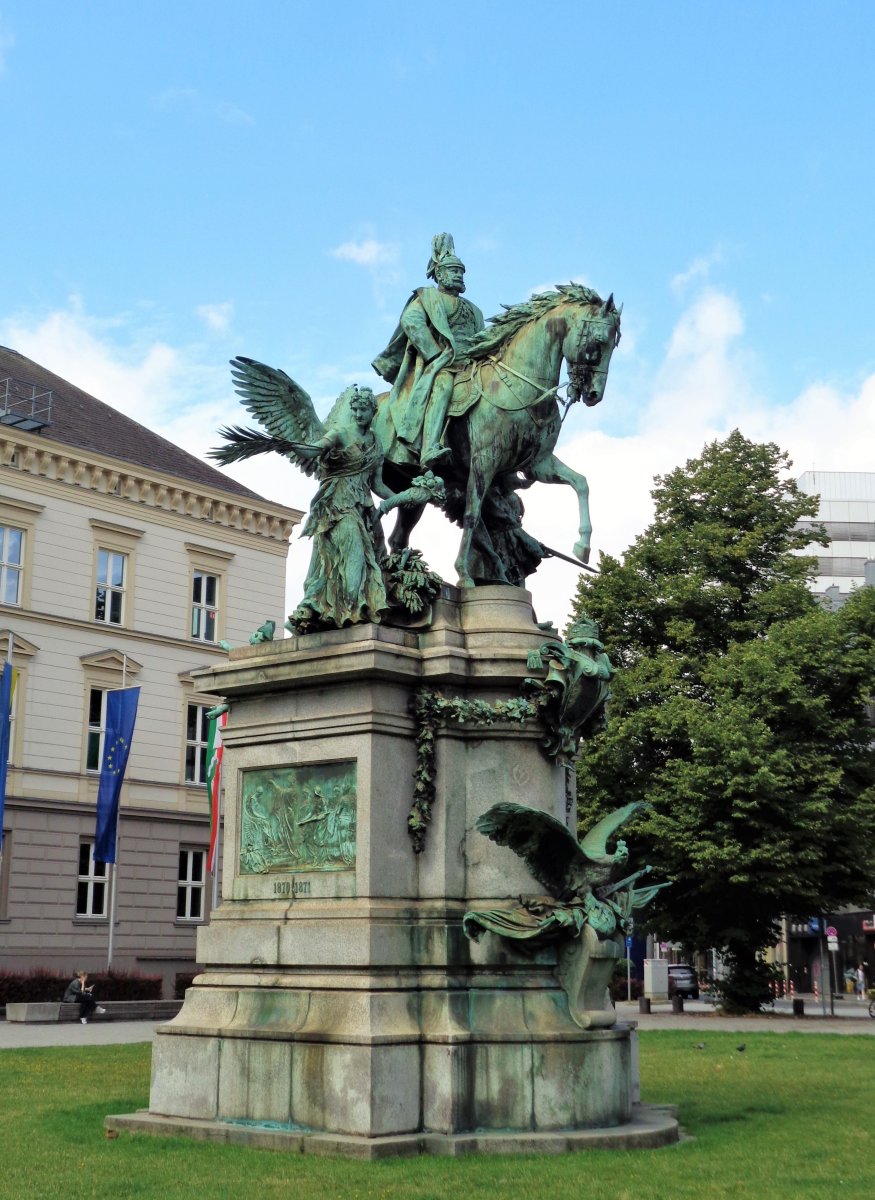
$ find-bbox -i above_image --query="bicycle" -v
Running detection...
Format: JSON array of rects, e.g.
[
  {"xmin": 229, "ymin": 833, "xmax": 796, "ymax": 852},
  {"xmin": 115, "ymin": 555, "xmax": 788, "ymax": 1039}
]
[{"xmin": 869, "ymin": 995, "xmax": 875, "ymax": 1019}]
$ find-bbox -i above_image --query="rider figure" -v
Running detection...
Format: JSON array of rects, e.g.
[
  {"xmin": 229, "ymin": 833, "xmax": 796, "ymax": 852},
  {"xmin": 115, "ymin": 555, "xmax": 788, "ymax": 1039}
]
[{"xmin": 372, "ymin": 232, "xmax": 484, "ymax": 470}]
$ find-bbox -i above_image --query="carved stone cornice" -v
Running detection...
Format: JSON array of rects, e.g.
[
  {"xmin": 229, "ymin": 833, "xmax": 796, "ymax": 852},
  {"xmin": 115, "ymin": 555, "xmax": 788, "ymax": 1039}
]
[{"xmin": 0, "ymin": 431, "xmax": 300, "ymax": 545}]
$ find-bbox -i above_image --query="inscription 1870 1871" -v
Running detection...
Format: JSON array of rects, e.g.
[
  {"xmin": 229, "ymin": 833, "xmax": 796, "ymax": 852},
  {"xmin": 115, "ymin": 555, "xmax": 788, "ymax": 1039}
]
[{"xmin": 238, "ymin": 761, "xmax": 356, "ymax": 875}]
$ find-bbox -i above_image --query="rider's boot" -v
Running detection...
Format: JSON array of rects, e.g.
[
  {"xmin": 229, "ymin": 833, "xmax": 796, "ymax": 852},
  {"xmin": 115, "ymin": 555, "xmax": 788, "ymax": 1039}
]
[{"xmin": 421, "ymin": 374, "xmax": 453, "ymax": 470}]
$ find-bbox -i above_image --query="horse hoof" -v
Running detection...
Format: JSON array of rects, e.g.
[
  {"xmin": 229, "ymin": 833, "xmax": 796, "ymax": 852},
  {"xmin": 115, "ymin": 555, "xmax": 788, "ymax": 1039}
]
[{"xmin": 573, "ymin": 542, "xmax": 591, "ymax": 565}]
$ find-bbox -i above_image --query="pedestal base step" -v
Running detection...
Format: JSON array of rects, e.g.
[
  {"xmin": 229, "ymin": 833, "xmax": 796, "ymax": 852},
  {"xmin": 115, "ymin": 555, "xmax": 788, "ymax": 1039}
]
[{"xmin": 105, "ymin": 1104, "xmax": 679, "ymax": 1159}]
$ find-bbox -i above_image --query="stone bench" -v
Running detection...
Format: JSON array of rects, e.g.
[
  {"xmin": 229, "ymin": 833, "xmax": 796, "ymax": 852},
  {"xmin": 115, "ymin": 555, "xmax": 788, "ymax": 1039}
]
[{"xmin": 5, "ymin": 999, "xmax": 183, "ymax": 1023}]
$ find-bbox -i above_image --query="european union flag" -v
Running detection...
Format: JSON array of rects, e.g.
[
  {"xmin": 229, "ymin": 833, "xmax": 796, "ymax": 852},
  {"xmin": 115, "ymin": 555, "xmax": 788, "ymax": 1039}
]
[
  {"xmin": 0, "ymin": 663, "xmax": 13, "ymax": 853},
  {"xmin": 94, "ymin": 686, "xmax": 140, "ymax": 864}
]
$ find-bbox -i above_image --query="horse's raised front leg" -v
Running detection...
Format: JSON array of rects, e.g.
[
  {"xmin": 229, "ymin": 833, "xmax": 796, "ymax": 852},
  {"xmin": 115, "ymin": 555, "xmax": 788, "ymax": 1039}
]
[
  {"xmin": 529, "ymin": 451, "xmax": 592, "ymax": 563},
  {"xmin": 455, "ymin": 456, "xmax": 495, "ymax": 587}
]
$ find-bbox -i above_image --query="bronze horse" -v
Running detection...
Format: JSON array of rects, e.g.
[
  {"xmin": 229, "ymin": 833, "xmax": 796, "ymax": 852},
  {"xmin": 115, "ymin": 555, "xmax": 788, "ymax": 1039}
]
[{"xmin": 373, "ymin": 284, "xmax": 621, "ymax": 586}]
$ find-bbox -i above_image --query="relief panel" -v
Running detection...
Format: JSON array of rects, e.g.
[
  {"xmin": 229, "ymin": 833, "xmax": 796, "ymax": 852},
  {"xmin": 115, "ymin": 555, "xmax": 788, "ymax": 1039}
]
[{"xmin": 238, "ymin": 760, "xmax": 356, "ymax": 876}]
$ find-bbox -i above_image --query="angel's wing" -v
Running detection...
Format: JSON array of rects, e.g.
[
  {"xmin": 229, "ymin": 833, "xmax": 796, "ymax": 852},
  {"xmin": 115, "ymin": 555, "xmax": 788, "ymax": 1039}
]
[
  {"xmin": 475, "ymin": 802, "xmax": 591, "ymax": 901},
  {"xmin": 210, "ymin": 357, "xmax": 325, "ymax": 475},
  {"xmin": 579, "ymin": 801, "xmax": 648, "ymax": 865}
]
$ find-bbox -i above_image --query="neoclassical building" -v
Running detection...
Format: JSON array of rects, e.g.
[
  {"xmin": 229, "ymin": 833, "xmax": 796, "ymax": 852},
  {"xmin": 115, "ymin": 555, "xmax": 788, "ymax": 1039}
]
[{"xmin": 0, "ymin": 346, "xmax": 300, "ymax": 992}]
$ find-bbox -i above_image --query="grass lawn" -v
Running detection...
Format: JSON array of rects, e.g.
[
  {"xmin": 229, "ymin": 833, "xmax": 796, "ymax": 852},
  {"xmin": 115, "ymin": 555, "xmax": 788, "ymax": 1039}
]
[{"xmin": 0, "ymin": 1031, "xmax": 872, "ymax": 1199}]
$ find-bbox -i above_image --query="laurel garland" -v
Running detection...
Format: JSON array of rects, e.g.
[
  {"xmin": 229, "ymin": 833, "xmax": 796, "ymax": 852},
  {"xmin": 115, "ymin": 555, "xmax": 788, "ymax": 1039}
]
[{"xmin": 408, "ymin": 687, "xmax": 536, "ymax": 853}]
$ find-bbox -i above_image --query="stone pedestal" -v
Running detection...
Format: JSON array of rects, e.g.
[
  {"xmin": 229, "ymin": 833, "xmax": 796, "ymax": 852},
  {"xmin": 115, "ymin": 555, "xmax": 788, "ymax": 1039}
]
[{"xmin": 108, "ymin": 587, "xmax": 677, "ymax": 1155}]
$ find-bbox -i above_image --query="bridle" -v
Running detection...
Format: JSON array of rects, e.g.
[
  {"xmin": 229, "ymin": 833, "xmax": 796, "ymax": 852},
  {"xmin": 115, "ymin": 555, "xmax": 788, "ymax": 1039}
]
[{"xmin": 464, "ymin": 309, "xmax": 620, "ymax": 426}]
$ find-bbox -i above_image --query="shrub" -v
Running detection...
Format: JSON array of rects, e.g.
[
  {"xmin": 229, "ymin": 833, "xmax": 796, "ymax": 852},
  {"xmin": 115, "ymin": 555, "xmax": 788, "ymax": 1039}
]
[
  {"xmin": 174, "ymin": 972, "xmax": 197, "ymax": 999},
  {"xmin": 609, "ymin": 958, "xmax": 643, "ymax": 1000},
  {"xmin": 0, "ymin": 968, "xmax": 162, "ymax": 1005}
]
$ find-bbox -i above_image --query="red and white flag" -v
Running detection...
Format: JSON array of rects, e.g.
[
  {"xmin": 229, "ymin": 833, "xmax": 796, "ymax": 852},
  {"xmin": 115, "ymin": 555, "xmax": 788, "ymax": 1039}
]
[{"xmin": 205, "ymin": 711, "xmax": 227, "ymax": 873}]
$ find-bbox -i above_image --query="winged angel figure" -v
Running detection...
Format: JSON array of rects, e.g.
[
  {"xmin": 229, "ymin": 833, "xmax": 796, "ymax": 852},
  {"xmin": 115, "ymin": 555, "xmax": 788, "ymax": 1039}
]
[
  {"xmin": 212, "ymin": 358, "xmax": 442, "ymax": 631},
  {"xmin": 463, "ymin": 800, "xmax": 669, "ymax": 1027}
]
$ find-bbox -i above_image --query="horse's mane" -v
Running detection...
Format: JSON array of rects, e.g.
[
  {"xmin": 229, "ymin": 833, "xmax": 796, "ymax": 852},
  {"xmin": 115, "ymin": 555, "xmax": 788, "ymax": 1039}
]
[{"xmin": 468, "ymin": 282, "xmax": 604, "ymax": 360}]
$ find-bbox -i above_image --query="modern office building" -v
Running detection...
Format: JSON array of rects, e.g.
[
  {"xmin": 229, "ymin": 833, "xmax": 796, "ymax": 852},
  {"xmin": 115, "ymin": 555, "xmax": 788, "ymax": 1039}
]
[
  {"xmin": 777, "ymin": 470, "xmax": 875, "ymax": 994},
  {"xmin": 0, "ymin": 346, "xmax": 300, "ymax": 992},
  {"xmin": 796, "ymin": 470, "xmax": 875, "ymax": 609}
]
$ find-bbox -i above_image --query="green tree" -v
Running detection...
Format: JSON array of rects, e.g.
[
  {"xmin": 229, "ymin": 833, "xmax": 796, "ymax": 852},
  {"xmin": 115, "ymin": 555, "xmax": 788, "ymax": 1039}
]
[{"xmin": 574, "ymin": 431, "xmax": 875, "ymax": 1011}]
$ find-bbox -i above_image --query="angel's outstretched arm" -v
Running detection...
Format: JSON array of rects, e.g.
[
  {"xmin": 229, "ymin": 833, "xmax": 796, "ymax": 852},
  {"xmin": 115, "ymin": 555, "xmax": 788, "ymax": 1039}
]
[{"xmin": 295, "ymin": 432, "xmax": 340, "ymax": 461}]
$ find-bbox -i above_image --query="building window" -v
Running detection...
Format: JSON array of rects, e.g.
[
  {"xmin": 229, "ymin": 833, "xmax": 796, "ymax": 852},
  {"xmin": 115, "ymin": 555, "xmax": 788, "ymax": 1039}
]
[
  {"xmin": 86, "ymin": 688, "xmax": 106, "ymax": 772},
  {"xmin": 0, "ymin": 526, "xmax": 24, "ymax": 606},
  {"xmin": 184, "ymin": 704, "xmax": 210, "ymax": 784},
  {"xmin": 76, "ymin": 841, "xmax": 108, "ymax": 917},
  {"xmin": 177, "ymin": 848, "xmax": 206, "ymax": 920},
  {"xmin": 95, "ymin": 549, "xmax": 126, "ymax": 624},
  {"xmin": 191, "ymin": 571, "xmax": 219, "ymax": 642}
]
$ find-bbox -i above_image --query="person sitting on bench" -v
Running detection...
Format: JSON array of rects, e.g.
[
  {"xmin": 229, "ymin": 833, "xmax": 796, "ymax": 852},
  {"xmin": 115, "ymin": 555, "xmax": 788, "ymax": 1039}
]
[{"xmin": 62, "ymin": 970, "xmax": 106, "ymax": 1024}]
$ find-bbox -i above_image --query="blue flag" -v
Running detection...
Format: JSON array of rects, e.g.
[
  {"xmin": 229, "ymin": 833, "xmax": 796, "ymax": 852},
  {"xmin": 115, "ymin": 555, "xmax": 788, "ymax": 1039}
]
[
  {"xmin": 0, "ymin": 664, "xmax": 12, "ymax": 853},
  {"xmin": 94, "ymin": 686, "xmax": 140, "ymax": 864}
]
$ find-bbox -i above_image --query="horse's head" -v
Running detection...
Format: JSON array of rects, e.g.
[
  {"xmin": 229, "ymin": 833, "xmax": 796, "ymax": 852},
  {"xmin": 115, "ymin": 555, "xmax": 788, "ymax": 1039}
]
[{"xmin": 564, "ymin": 294, "xmax": 622, "ymax": 408}]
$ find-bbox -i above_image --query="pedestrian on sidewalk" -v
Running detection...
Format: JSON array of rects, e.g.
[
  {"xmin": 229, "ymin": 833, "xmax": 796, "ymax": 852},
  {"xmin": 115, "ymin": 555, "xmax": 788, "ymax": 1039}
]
[
  {"xmin": 62, "ymin": 970, "xmax": 106, "ymax": 1024},
  {"xmin": 855, "ymin": 963, "xmax": 867, "ymax": 1001}
]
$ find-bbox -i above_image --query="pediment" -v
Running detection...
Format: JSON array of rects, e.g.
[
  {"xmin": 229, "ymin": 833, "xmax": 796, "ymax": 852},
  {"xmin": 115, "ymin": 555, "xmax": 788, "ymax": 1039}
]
[
  {"xmin": 0, "ymin": 629, "xmax": 39, "ymax": 658},
  {"xmin": 79, "ymin": 648, "xmax": 143, "ymax": 676}
]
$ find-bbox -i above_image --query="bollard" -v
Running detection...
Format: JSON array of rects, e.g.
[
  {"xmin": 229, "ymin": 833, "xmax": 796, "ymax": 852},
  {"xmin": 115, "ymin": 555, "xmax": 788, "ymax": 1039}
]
[
  {"xmin": 792, "ymin": 998, "xmax": 805, "ymax": 1017},
  {"xmin": 638, "ymin": 997, "xmax": 651, "ymax": 1014},
  {"xmin": 671, "ymin": 995, "xmax": 684, "ymax": 1014}
]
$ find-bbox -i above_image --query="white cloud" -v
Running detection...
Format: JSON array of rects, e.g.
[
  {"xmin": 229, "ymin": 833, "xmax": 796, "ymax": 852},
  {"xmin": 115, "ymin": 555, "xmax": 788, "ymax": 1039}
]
[
  {"xmin": 0, "ymin": 300, "xmax": 241, "ymax": 479},
  {"xmin": 151, "ymin": 86, "xmax": 199, "ymax": 112},
  {"xmin": 671, "ymin": 249, "xmax": 724, "ymax": 295},
  {"xmin": 528, "ymin": 274, "xmax": 592, "ymax": 297},
  {"xmin": 331, "ymin": 239, "xmax": 397, "ymax": 268},
  {"xmin": 215, "ymin": 101, "xmax": 254, "ymax": 127},
  {"xmin": 3, "ymin": 287, "xmax": 872, "ymax": 632},
  {"xmin": 196, "ymin": 301, "xmax": 233, "ymax": 334}
]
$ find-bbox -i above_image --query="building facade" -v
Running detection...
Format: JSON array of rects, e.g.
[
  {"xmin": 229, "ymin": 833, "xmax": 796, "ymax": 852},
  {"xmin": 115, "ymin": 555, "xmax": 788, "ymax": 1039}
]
[
  {"xmin": 776, "ymin": 471, "xmax": 875, "ymax": 995},
  {"xmin": 797, "ymin": 469, "xmax": 875, "ymax": 608},
  {"xmin": 0, "ymin": 347, "xmax": 300, "ymax": 993}
]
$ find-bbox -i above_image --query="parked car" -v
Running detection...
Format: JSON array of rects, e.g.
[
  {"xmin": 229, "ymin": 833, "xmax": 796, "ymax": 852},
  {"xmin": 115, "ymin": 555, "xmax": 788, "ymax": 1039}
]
[{"xmin": 667, "ymin": 963, "xmax": 699, "ymax": 1000}]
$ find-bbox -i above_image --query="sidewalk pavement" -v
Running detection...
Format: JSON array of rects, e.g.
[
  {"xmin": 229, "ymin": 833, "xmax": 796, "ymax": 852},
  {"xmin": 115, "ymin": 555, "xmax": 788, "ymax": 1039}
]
[
  {"xmin": 616, "ymin": 994, "xmax": 875, "ymax": 1035},
  {"xmin": 0, "ymin": 1019, "xmax": 160, "ymax": 1050},
  {"xmin": 2, "ymin": 996, "xmax": 873, "ymax": 1050}
]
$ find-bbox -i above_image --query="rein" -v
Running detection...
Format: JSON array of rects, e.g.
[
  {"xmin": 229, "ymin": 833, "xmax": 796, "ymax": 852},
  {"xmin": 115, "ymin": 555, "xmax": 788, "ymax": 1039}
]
[
  {"xmin": 463, "ymin": 308, "xmax": 617, "ymax": 428},
  {"xmin": 461, "ymin": 357, "xmax": 556, "ymax": 431}
]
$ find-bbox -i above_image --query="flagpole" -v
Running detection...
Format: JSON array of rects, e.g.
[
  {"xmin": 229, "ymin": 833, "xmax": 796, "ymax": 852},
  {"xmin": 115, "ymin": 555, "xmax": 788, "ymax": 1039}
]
[
  {"xmin": 207, "ymin": 706, "xmax": 228, "ymax": 914},
  {"xmin": 211, "ymin": 796, "xmax": 221, "ymax": 912},
  {"xmin": 106, "ymin": 655, "xmax": 129, "ymax": 971},
  {"xmin": 0, "ymin": 632, "xmax": 11, "ymax": 876}
]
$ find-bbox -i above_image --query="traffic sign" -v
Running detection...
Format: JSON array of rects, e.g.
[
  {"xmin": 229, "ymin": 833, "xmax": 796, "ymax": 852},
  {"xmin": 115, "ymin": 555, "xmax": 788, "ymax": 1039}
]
[
  {"xmin": 625, "ymin": 935, "xmax": 633, "ymax": 948},
  {"xmin": 827, "ymin": 937, "xmax": 839, "ymax": 951},
  {"xmin": 826, "ymin": 926, "xmax": 838, "ymax": 938}
]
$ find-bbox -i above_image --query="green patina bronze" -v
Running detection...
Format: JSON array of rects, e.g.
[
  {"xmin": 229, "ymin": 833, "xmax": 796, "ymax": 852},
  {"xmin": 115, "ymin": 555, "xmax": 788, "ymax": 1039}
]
[
  {"xmin": 375, "ymin": 239, "xmax": 622, "ymax": 587},
  {"xmin": 239, "ymin": 761, "xmax": 356, "ymax": 875},
  {"xmin": 463, "ymin": 801, "xmax": 669, "ymax": 1026},
  {"xmin": 213, "ymin": 369, "xmax": 442, "ymax": 634},
  {"xmin": 409, "ymin": 688, "xmax": 537, "ymax": 853},
  {"xmin": 523, "ymin": 613, "xmax": 615, "ymax": 766},
  {"xmin": 372, "ymin": 233, "xmax": 486, "ymax": 473},
  {"xmin": 248, "ymin": 619, "xmax": 276, "ymax": 645},
  {"xmin": 211, "ymin": 233, "xmax": 621, "ymax": 602}
]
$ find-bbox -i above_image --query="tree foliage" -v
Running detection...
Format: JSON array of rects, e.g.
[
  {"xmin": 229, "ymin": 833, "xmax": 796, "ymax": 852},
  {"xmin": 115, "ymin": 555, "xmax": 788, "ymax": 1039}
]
[{"xmin": 573, "ymin": 431, "xmax": 875, "ymax": 1010}]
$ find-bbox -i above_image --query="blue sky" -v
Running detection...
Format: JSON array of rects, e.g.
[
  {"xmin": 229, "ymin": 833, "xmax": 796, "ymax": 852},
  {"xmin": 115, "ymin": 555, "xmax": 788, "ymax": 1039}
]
[{"xmin": 1, "ymin": 2, "xmax": 873, "ymax": 626}]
